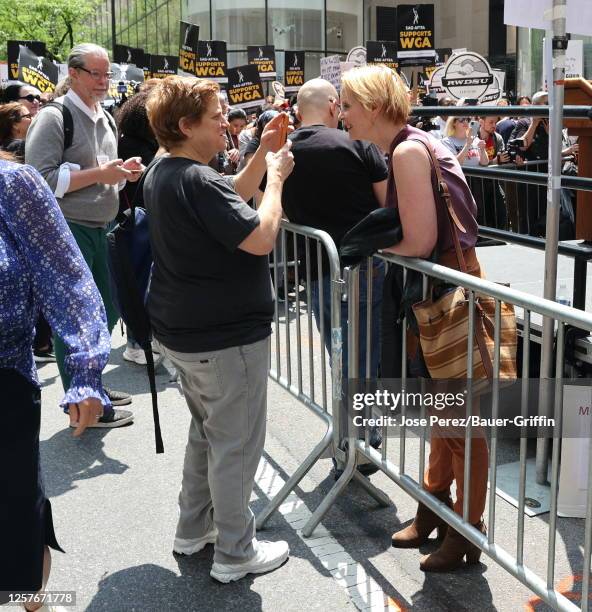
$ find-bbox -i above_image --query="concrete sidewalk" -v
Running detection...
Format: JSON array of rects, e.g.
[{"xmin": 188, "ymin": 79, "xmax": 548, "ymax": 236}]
[{"xmin": 33, "ymin": 317, "xmax": 586, "ymax": 612}]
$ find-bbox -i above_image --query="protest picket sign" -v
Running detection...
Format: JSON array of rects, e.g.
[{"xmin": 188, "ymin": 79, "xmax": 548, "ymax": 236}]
[
  {"xmin": 366, "ymin": 41, "xmax": 398, "ymax": 72},
  {"xmin": 114, "ymin": 45, "xmax": 145, "ymax": 67},
  {"xmin": 320, "ymin": 55, "xmax": 341, "ymax": 91},
  {"xmin": 346, "ymin": 46, "xmax": 367, "ymax": 67},
  {"xmin": 284, "ymin": 50, "xmax": 304, "ymax": 92},
  {"xmin": 195, "ymin": 41, "xmax": 227, "ymax": 83},
  {"xmin": 340, "ymin": 61, "xmax": 356, "ymax": 80},
  {"xmin": 114, "ymin": 44, "xmax": 133, "ymax": 64},
  {"xmin": 271, "ymin": 81, "xmax": 286, "ymax": 105},
  {"xmin": 493, "ymin": 69, "xmax": 506, "ymax": 94},
  {"xmin": 226, "ymin": 64, "xmax": 264, "ymax": 110},
  {"xmin": 108, "ymin": 62, "xmax": 145, "ymax": 98},
  {"xmin": 142, "ymin": 53, "xmax": 152, "ymax": 80},
  {"xmin": 150, "ymin": 55, "xmax": 179, "ymax": 79},
  {"xmin": 440, "ymin": 50, "xmax": 500, "ymax": 103},
  {"xmin": 397, "ymin": 4, "xmax": 436, "ymax": 67},
  {"xmin": 434, "ymin": 47, "xmax": 452, "ymax": 66},
  {"xmin": 179, "ymin": 21, "xmax": 200, "ymax": 74},
  {"xmin": 8, "ymin": 40, "xmax": 46, "ymax": 80},
  {"xmin": 543, "ymin": 38, "xmax": 583, "ymax": 89},
  {"xmin": 426, "ymin": 65, "xmax": 446, "ymax": 98},
  {"xmin": 247, "ymin": 45, "xmax": 276, "ymax": 80},
  {"xmin": 17, "ymin": 45, "xmax": 58, "ymax": 93}
]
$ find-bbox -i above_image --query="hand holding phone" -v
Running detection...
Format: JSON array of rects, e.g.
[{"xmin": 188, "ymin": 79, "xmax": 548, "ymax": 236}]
[{"xmin": 277, "ymin": 113, "xmax": 289, "ymax": 148}]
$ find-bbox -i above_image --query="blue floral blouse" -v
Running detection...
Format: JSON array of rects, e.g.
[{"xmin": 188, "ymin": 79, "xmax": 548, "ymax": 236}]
[{"xmin": 0, "ymin": 160, "xmax": 111, "ymax": 408}]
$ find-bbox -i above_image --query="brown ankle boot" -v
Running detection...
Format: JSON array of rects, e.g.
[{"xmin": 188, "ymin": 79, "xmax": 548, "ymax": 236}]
[
  {"xmin": 419, "ymin": 521, "xmax": 486, "ymax": 572},
  {"xmin": 391, "ymin": 490, "xmax": 453, "ymax": 549}
]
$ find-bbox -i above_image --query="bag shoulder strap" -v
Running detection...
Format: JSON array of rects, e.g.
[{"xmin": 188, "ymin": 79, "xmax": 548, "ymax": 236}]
[
  {"xmin": 103, "ymin": 109, "xmax": 117, "ymax": 138},
  {"xmin": 406, "ymin": 137, "xmax": 468, "ymax": 274},
  {"xmin": 130, "ymin": 156, "xmax": 163, "ymax": 212},
  {"xmin": 43, "ymin": 101, "xmax": 73, "ymax": 151},
  {"xmin": 407, "ymin": 138, "xmax": 494, "ymax": 378}
]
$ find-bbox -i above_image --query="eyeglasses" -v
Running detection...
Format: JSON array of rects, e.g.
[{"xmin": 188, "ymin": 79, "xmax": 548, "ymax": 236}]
[
  {"xmin": 19, "ymin": 94, "xmax": 41, "ymax": 103},
  {"xmin": 18, "ymin": 113, "xmax": 32, "ymax": 121},
  {"xmin": 77, "ymin": 67, "xmax": 114, "ymax": 81}
]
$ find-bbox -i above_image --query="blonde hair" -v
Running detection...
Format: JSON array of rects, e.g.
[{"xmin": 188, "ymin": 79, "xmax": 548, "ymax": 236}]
[
  {"xmin": 146, "ymin": 76, "xmax": 219, "ymax": 151},
  {"xmin": 340, "ymin": 64, "xmax": 410, "ymax": 125},
  {"xmin": 444, "ymin": 116, "xmax": 469, "ymax": 137}
]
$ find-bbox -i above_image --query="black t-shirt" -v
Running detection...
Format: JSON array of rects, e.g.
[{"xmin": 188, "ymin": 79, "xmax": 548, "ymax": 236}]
[
  {"xmin": 277, "ymin": 125, "xmax": 388, "ymax": 277},
  {"xmin": 144, "ymin": 156, "xmax": 273, "ymax": 352}
]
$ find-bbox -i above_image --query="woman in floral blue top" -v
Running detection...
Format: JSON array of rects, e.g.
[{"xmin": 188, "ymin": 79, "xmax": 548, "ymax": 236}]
[{"xmin": 0, "ymin": 152, "xmax": 111, "ymax": 607}]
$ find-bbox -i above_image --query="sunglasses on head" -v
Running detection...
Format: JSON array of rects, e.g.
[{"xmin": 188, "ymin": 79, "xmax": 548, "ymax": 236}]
[{"xmin": 19, "ymin": 94, "xmax": 41, "ymax": 103}]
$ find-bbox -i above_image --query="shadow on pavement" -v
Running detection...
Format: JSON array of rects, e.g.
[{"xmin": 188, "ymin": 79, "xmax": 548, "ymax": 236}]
[
  {"xmin": 40, "ymin": 428, "xmax": 129, "ymax": 498},
  {"xmin": 85, "ymin": 560, "xmax": 263, "ymax": 612}
]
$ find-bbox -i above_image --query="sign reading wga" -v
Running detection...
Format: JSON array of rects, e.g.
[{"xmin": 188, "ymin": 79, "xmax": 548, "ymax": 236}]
[{"xmin": 400, "ymin": 7, "xmax": 432, "ymax": 49}]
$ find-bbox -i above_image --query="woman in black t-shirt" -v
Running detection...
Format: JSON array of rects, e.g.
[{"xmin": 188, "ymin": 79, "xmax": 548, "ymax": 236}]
[{"xmin": 144, "ymin": 76, "xmax": 294, "ymax": 583}]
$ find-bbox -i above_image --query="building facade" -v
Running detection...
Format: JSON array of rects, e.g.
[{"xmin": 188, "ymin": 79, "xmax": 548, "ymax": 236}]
[{"xmin": 89, "ymin": 0, "xmax": 592, "ymax": 98}]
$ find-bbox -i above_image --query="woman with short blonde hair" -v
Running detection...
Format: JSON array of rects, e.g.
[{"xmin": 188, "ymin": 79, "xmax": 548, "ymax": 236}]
[{"xmin": 340, "ymin": 64, "xmax": 488, "ymax": 573}]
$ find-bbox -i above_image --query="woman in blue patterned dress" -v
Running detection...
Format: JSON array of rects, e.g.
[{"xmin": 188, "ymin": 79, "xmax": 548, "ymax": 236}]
[{"xmin": 0, "ymin": 151, "xmax": 111, "ymax": 610}]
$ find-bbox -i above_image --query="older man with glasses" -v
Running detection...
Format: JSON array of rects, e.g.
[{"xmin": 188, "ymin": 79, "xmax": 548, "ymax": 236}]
[{"xmin": 26, "ymin": 43, "xmax": 143, "ymax": 427}]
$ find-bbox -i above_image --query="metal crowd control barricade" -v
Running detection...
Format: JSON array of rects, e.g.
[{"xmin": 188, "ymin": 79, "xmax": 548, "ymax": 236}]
[
  {"xmin": 256, "ymin": 220, "xmax": 344, "ymax": 530},
  {"xmin": 303, "ymin": 251, "xmax": 592, "ymax": 612},
  {"xmin": 461, "ymin": 166, "xmax": 592, "ymax": 311},
  {"xmin": 258, "ymin": 222, "xmax": 392, "ymax": 534}
]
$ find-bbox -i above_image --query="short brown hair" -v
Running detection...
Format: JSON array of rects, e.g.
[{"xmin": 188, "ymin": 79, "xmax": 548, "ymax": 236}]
[
  {"xmin": 0, "ymin": 102, "xmax": 27, "ymax": 146},
  {"xmin": 146, "ymin": 76, "xmax": 220, "ymax": 151},
  {"xmin": 340, "ymin": 64, "xmax": 410, "ymax": 125}
]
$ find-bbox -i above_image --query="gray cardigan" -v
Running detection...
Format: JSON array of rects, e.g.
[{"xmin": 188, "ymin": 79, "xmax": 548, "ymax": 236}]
[{"xmin": 25, "ymin": 96, "xmax": 119, "ymax": 228}]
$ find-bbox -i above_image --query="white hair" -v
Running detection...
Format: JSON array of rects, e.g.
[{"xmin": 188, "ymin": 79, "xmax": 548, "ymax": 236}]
[{"xmin": 68, "ymin": 43, "xmax": 109, "ymax": 69}]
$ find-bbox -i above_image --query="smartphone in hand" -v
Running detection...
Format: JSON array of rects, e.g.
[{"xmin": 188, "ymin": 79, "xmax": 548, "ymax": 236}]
[
  {"xmin": 278, "ymin": 113, "xmax": 289, "ymax": 148},
  {"xmin": 469, "ymin": 120, "xmax": 480, "ymax": 139}
]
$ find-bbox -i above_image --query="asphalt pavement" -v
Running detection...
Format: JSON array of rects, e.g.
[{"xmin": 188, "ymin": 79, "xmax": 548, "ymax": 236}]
[{"xmin": 31, "ymin": 244, "xmax": 591, "ymax": 612}]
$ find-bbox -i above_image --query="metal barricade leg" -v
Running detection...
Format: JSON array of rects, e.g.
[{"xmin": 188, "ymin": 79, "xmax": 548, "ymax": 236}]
[
  {"xmin": 301, "ymin": 266, "xmax": 390, "ymax": 537},
  {"xmin": 256, "ymin": 410, "xmax": 333, "ymax": 530}
]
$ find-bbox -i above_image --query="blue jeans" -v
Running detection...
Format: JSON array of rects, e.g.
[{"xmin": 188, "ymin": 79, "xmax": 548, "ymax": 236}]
[{"xmin": 311, "ymin": 260, "xmax": 384, "ymax": 381}]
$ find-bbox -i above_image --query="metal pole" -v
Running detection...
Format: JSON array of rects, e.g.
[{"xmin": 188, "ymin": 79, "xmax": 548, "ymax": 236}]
[
  {"xmin": 111, "ymin": 0, "xmax": 117, "ymax": 58},
  {"xmin": 535, "ymin": 0, "xmax": 567, "ymax": 485}
]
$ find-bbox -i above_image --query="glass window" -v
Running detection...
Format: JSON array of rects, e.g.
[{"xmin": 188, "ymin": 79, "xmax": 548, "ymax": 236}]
[
  {"xmin": 146, "ymin": 0, "xmax": 158, "ymax": 53},
  {"xmin": 327, "ymin": 0, "xmax": 363, "ymax": 55},
  {"xmin": 267, "ymin": 0, "xmax": 323, "ymax": 51},
  {"xmin": 227, "ymin": 50, "xmax": 248, "ymax": 69},
  {"xmin": 305, "ymin": 52, "xmax": 322, "ymax": 81},
  {"xmin": 167, "ymin": 0, "xmax": 181, "ymax": 55},
  {"xmin": 519, "ymin": 28, "xmax": 592, "ymax": 96},
  {"xmin": 157, "ymin": 2, "xmax": 171, "ymax": 55},
  {"xmin": 183, "ymin": 0, "xmax": 211, "ymax": 40},
  {"xmin": 212, "ymin": 0, "xmax": 265, "ymax": 50}
]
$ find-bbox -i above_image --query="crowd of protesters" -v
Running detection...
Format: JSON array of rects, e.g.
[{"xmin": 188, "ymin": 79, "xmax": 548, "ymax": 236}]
[{"xmin": 0, "ymin": 39, "xmax": 583, "ymax": 607}]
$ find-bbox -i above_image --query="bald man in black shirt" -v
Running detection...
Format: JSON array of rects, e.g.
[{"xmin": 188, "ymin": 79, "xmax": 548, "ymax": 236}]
[{"xmin": 281, "ymin": 78, "xmax": 388, "ymax": 474}]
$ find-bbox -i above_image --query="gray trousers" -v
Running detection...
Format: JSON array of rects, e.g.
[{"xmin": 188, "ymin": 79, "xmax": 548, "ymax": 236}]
[{"xmin": 162, "ymin": 337, "xmax": 269, "ymax": 564}]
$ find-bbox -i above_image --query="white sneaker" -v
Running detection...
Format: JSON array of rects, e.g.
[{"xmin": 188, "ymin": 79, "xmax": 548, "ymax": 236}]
[
  {"xmin": 210, "ymin": 539, "xmax": 289, "ymax": 583},
  {"xmin": 123, "ymin": 346, "xmax": 147, "ymax": 365},
  {"xmin": 173, "ymin": 527, "xmax": 217, "ymax": 555}
]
